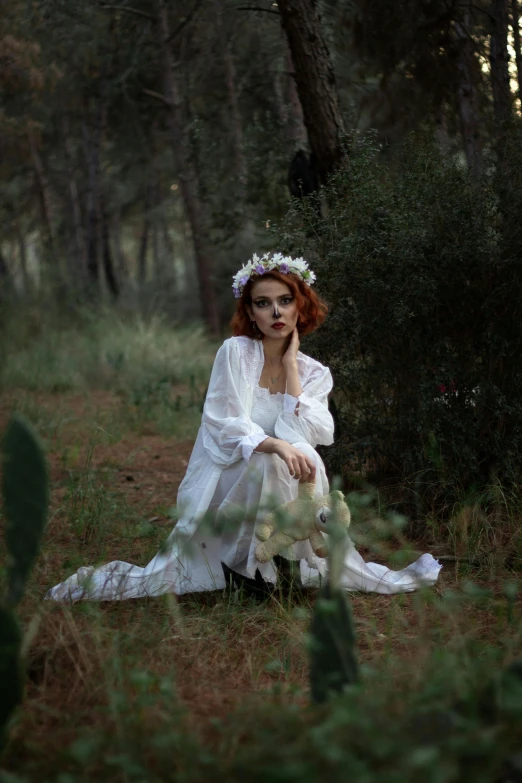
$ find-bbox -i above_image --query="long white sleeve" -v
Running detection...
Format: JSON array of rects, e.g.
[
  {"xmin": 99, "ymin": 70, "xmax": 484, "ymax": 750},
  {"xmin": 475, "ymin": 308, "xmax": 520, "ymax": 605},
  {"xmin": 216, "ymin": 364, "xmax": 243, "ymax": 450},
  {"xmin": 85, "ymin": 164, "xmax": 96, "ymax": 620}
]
[
  {"xmin": 201, "ymin": 338, "xmax": 267, "ymax": 466},
  {"xmin": 274, "ymin": 363, "xmax": 334, "ymax": 448}
]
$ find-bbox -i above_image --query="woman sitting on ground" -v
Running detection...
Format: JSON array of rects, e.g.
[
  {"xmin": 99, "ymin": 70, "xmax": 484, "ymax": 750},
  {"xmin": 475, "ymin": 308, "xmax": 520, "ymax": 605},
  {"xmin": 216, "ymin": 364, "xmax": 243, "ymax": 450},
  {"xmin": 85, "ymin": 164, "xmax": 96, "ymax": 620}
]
[{"xmin": 47, "ymin": 252, "xmax": 441, "ymax": 602}]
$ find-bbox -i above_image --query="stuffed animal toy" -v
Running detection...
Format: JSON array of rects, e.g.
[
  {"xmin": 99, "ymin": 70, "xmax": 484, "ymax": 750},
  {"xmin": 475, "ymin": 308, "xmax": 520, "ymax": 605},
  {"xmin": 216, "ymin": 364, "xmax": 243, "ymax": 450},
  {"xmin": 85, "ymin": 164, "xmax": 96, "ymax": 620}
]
[{"xmin": 255, "ymin": 479, "xmax": 351, "ymax": 563}]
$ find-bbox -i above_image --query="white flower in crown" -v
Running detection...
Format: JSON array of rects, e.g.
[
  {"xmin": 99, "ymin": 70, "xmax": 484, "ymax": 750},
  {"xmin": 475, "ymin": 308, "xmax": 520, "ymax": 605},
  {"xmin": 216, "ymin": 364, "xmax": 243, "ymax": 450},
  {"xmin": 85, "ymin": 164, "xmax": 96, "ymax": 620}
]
[{"xmin": 232, "ymin": 251, "xmax": 316, "ymax": 298}]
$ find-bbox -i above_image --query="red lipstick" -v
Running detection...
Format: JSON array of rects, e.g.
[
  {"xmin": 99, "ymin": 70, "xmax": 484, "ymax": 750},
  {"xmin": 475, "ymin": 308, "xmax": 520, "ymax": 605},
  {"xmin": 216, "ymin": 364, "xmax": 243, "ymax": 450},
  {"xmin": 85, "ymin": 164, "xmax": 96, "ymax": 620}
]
[{"xmin": 271, "ymin": 322, "xmax": 285, "ymax": 330}]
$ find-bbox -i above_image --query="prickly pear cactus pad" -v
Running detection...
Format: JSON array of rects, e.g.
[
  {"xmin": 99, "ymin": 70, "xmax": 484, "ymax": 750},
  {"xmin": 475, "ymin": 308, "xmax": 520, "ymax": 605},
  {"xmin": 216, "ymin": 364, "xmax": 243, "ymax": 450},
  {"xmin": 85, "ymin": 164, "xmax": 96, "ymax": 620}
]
[
  {"xmin": 2, "ymin": 414, "xmax": 49, "ymax": 607},
  {"xmin": 0, "ymin": 606, "xmax": 23, "ymax": 749},
  {"xmin": 309, "ymin": 583, "xmax": 359, "ymax": 704}
]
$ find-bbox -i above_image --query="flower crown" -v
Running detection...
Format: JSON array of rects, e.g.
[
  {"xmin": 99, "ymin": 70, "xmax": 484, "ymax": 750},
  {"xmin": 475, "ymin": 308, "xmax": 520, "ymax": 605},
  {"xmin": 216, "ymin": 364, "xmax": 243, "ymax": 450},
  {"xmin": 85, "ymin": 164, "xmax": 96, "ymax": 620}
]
[{"xmin": 232, "ymin": 252, "xmax": 316, "ymax": 298}]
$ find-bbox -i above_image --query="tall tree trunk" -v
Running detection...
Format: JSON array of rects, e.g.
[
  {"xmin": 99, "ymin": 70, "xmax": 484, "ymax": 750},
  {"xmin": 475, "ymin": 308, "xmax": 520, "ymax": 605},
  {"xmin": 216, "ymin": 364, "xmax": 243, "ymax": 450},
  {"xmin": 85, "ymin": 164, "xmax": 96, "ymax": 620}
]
[
  {"xmin": 82, "ymin": 117, "xmax": 101, "ymax": 286},
  {"xmin": 0, "ymin": 247, "xmax": 9, "ymax": 281},
  {"xmin": 434, "ymin": 103, "xmax": 451, "ymax": 155},
  {"xmin": 284, "ymin": 41, "xmax": 308, "ymax": 148},
  {"xmin": 277, "ymin": 0, "xmax": 347, "ymax": 184},
  {"xmin": 454, "ymin": 11, "xmax": 484, "ymax": 172},
  {"xmin": 62, "ymin": 115, "xmax": 86, "ymax": 279},
  {"xmin": 152, "ymin": 221, "xmax": 162, "ymax": 280},
  {"xmin": 511, "ymin": 0, "xmax": 522, "ymax": 102},
  {"xmin": 489, "ymin": 0, "xmax": 512, "ymax": 131},
  {"xmin": 138, "ymin": 188, "xmax": 151, "ymax": 287},
  {"xmin": 82, "ymin": 62, "xmax": 109, "ymax": 291},
  {"xmin": 161, "ymin": 217, "xmax": 176, "ymax": 283},
  {"xmin": 15, "ymin": 222, "xmax": 31, "ymax": 294},
  {"xmin": 156, "ymin": 0, "xmax": 220, "ymax": 334},
  {"xmin": 112, "ymin": 209, "xmax": 128, "ymax": 283},
  {"xmin": 216, "ymin": 0, "xmax": 247, "ymax": 200},
  {"xmin": 100, "ymin": 193, "xmax": 119, "ymax": 299},
  {"xmin": 27, "ymin": 129, "xmax": 54, "ymax": 252},
  {"xmin": 225, "ymin": 41, "xmax": 247, "ymax": 199},
  {"xmin": 0, "ymin": 246, "xmax": 16, "ymax": 304}
]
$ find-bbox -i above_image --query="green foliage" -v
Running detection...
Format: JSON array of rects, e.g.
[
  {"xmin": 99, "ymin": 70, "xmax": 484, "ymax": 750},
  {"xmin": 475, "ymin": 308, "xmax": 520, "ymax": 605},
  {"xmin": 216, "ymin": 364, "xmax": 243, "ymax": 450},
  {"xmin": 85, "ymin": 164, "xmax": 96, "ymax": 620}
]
[
  {"xmin": 283, "ymin": 130, "xmax": 522, "ymax": 513},
  {"xmin": 1, "ymin": 415, "xmax": 48, "ymax": 749},
  {"xmin": 0, "ymin": 309, "xmax": 216, "ymax": 394},
  {"xmin": 309, "ymin": 584, "xmax": 359, "ymax": 703},
  {"xmin": 7, "ymin": 643, "xmax": 522, "ymax": 782}
]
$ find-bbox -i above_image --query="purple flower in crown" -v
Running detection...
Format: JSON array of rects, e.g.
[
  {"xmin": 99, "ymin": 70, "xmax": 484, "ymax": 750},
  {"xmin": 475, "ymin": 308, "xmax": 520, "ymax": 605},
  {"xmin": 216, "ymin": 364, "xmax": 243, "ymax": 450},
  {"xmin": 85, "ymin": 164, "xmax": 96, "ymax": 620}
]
[
  {"xmin": 255, "ymin": 264, "xmax": 265, "ymax": 275},
  {"xmin": 233, "ymin": 287, "xmax": 241, "ymax": 298},
  {"xmin": 279, "ymin": 262, "xmax": 289, "ymax": 274},
  {"xmin": 240, "ymin": 275, "xmax": 249, "ymax": 287}
]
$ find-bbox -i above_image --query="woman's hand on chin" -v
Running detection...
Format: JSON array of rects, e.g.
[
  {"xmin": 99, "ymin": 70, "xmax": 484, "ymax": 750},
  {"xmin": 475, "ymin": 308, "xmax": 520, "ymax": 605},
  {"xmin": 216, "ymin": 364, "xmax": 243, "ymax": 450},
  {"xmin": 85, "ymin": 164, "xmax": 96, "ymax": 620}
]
[{"xmin": 282, "ymin": 328, "xmax": 300, "ymax": 367}]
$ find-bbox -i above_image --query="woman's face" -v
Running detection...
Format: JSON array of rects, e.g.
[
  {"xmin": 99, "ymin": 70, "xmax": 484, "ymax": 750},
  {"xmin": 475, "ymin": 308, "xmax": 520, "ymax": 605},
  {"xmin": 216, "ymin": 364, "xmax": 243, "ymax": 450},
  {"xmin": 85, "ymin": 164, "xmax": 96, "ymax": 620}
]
[{"xmin": 248, "ymin": 278, "xmax": 299, "ymax": 340}]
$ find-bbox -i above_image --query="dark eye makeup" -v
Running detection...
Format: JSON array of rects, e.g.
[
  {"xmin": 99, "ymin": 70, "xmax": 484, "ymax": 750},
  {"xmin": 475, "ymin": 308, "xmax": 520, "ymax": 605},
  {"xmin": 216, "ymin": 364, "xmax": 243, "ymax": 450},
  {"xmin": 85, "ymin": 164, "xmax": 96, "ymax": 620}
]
[{"xmin": 253, "ymin": 296, "xmax": 293, "ymax": 307}]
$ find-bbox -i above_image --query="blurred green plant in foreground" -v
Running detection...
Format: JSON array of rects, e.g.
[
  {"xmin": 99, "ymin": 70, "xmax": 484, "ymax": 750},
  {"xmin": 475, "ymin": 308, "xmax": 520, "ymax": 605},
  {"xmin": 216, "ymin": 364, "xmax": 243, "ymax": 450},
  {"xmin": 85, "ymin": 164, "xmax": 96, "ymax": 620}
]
[{"xmin": 0, "ymin": 415, "xmax": 48, "ymax": 750}]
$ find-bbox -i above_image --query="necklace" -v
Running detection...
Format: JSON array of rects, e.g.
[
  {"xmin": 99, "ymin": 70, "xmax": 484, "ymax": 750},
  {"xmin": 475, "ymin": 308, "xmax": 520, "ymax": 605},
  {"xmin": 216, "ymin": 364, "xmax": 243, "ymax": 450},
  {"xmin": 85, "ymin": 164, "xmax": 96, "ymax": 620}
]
[{"xmin": 266, "ymin": 361, "xmax": 284, "ymax": 385}]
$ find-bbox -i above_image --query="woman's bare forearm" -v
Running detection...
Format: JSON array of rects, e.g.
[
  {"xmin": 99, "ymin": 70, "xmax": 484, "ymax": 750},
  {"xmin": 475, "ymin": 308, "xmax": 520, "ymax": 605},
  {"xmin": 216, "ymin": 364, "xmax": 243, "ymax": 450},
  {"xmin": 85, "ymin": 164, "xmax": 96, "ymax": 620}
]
[
  {"xmin": 254, "ymin": 436, "xmax": 281, "ymax": 455},
  {"xmin": 284, "ymin": 361, "xmax": 302, "ymax": 398}
]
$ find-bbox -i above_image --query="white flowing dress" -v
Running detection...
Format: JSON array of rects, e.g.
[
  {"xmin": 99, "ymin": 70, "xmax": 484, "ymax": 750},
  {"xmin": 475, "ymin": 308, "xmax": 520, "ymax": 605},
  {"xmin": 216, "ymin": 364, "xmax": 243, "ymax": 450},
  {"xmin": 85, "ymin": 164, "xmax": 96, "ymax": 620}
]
[{"xmin": 46, "ymin": 336, "xmax": 441, "ymax": 602}]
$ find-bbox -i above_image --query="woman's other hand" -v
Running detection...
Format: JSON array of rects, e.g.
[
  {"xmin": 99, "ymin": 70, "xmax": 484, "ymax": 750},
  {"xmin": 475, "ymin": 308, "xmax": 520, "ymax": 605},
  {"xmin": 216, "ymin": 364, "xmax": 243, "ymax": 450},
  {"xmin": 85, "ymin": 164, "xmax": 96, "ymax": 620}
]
[{"xmin": 273, "ymin": 440, "xmax": 316, "ymax": 481}]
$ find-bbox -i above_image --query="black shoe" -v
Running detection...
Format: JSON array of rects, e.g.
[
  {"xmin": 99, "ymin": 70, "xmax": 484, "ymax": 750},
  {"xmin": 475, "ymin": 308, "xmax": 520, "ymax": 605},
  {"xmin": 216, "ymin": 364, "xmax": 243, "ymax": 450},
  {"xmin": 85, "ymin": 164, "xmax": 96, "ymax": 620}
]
[
  {"xmin": 221, "ymin": 561, "xmax": 273, "ymax": 600},
  {"xmin": 221, "ymin": 556, "xmax": 305, "ymax": 602}
]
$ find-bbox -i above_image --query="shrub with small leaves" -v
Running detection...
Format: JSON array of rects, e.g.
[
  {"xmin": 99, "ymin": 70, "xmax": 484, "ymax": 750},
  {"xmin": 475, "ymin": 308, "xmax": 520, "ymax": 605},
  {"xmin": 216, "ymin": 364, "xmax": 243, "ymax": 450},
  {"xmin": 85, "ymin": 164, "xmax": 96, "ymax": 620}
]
[{"xmin": 282, "ymin": 130, "xmax": 522, "ymax": 515}]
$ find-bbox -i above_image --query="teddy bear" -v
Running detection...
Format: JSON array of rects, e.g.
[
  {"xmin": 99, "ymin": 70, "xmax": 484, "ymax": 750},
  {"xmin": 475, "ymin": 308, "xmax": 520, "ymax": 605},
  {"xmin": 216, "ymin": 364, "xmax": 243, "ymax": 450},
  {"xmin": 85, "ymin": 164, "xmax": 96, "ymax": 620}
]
[{"xmin": 255, "ymin": 479, "xmax": 351, "ymax": 563}]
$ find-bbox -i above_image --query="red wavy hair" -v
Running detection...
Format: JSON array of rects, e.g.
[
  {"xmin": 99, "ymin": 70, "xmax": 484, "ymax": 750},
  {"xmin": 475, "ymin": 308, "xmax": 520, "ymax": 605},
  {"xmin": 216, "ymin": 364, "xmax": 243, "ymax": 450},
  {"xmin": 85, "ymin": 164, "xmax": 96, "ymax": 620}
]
[{"xmin": 230, "ymin": 270, "xmax": 328, "ymax": 339}]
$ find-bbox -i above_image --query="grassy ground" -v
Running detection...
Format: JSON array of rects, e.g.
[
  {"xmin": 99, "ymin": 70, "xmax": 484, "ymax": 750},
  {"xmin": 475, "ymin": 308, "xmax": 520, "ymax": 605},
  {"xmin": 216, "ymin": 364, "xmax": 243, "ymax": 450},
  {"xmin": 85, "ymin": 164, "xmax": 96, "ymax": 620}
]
[{"xmin": 1, "ymin": 312, "xmax": 521, "ymax": 782}]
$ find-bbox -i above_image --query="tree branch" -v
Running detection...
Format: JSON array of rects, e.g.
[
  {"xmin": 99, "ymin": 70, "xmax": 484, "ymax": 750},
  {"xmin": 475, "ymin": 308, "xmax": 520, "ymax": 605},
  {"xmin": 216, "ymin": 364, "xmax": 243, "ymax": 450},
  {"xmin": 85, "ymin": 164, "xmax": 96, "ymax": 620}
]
[
  {"xmin": 142, "ymin": 87, "xmax": 172, "ymax": 106},
  {"xmin": 234, "ymin": 5, "xmax": 280, "ymax": 14},
  {"xmin": 99, "ymin": 4, "xmax": 157, "ymax": 21},
  {"xmin": 167, "ymin": 0, "xmax": 205, "ymax": 41}
]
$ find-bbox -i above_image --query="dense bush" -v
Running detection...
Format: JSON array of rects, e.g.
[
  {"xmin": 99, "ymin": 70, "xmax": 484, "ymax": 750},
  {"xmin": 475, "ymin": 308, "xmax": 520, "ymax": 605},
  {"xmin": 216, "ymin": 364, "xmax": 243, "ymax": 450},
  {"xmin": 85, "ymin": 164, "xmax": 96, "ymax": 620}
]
[{"xmin": 281, "ymin": 131, "xmax": 522, "ymax": 514}]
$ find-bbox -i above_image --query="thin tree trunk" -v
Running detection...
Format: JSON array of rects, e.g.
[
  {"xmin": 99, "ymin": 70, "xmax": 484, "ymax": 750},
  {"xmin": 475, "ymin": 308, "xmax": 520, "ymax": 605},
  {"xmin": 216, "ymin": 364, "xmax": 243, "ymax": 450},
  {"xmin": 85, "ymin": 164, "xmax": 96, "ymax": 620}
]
[
  {"xmin": 82, "ymin": 65, "xmax": 109, "ymax": 290},
  {"xmin": 15, "ymin": 222, "xmax": 31, "ymax": 294},
  {"xmin": 112, "ymin": 209, "xmax": 128, "ymax": 282},
  {"xmin": 511, "ymin": 0, "xmax": 522, "ymax": 102},
  {"xmin": 225, "ymin": 41, "xmax": 247, "ymax": 198},
  {"xmin": 138, "ymin": 189, "xmax": 151, "ymax": 287},
  {"xmin": 434, "ymin": 103, "xmax": 451, "ymax": 155},
  {"xmin": 100, "ymin": 193, "xmax": 119, "ymax": 299},
  {"xmin": 0, "ymin": 246, "xmax": 16, "ymax": 304},
  {"xmin": 489, "ymin": 0, "xmax": 512, "ymax": 130},
  {"xmin": 274, "ymin": 64, "xmax": 289, "ymax": 127},
  {"xmin": 152, "ymin": 221, "xmax": 162, "ymax": 280},
  {"xmin": 0, "ymin": 247, "xmax": 9, "ymax": 280},
  {"xmin": 454, "ymin": 11, "xmax": 484, "ymax": 172},
  {"xmin": 82, "ymin": 118, "xmax": 101, "ymax": 286},
  {"xmin": 155, "ymin": 0, "xmax": 220, "ymax": 334},
  {"xmin": 277, "ymin": 0, "xmax": 347, "ymax": 184},
  {"xmin": 162, "ymin": 216, "xmax": 183, "ymax": 295},
  {"xmin": 62, "ymin": 115, "xmax": 86, "ymax": 279},
  {"xmin": 27, "ymin": 129, "xmax": 54, "ymax": 252},
  {"xmin": 216, "ymin": 0, "xmax": 247, "ymax": 199}
]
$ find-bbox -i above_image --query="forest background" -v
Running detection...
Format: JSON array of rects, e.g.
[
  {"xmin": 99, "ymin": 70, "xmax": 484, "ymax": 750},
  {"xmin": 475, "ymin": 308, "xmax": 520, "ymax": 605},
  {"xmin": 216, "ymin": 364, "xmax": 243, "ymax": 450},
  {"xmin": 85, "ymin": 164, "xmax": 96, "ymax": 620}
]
[{"xmin": 1, "ymin": 0, "xmax": 522, "ymax": 780}]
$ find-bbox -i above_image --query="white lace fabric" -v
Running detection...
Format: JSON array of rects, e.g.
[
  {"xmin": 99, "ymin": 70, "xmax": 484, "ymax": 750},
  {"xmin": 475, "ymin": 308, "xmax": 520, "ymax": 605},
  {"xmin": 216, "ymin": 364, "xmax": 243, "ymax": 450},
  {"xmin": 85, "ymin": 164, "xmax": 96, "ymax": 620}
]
[
  {"xmin": 46, "ymin": 336, "xmax": 442, "ymax": 603},
  {"xmin": 251, "ymin": 386, "xmax": 284, "ymax": 436}
]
